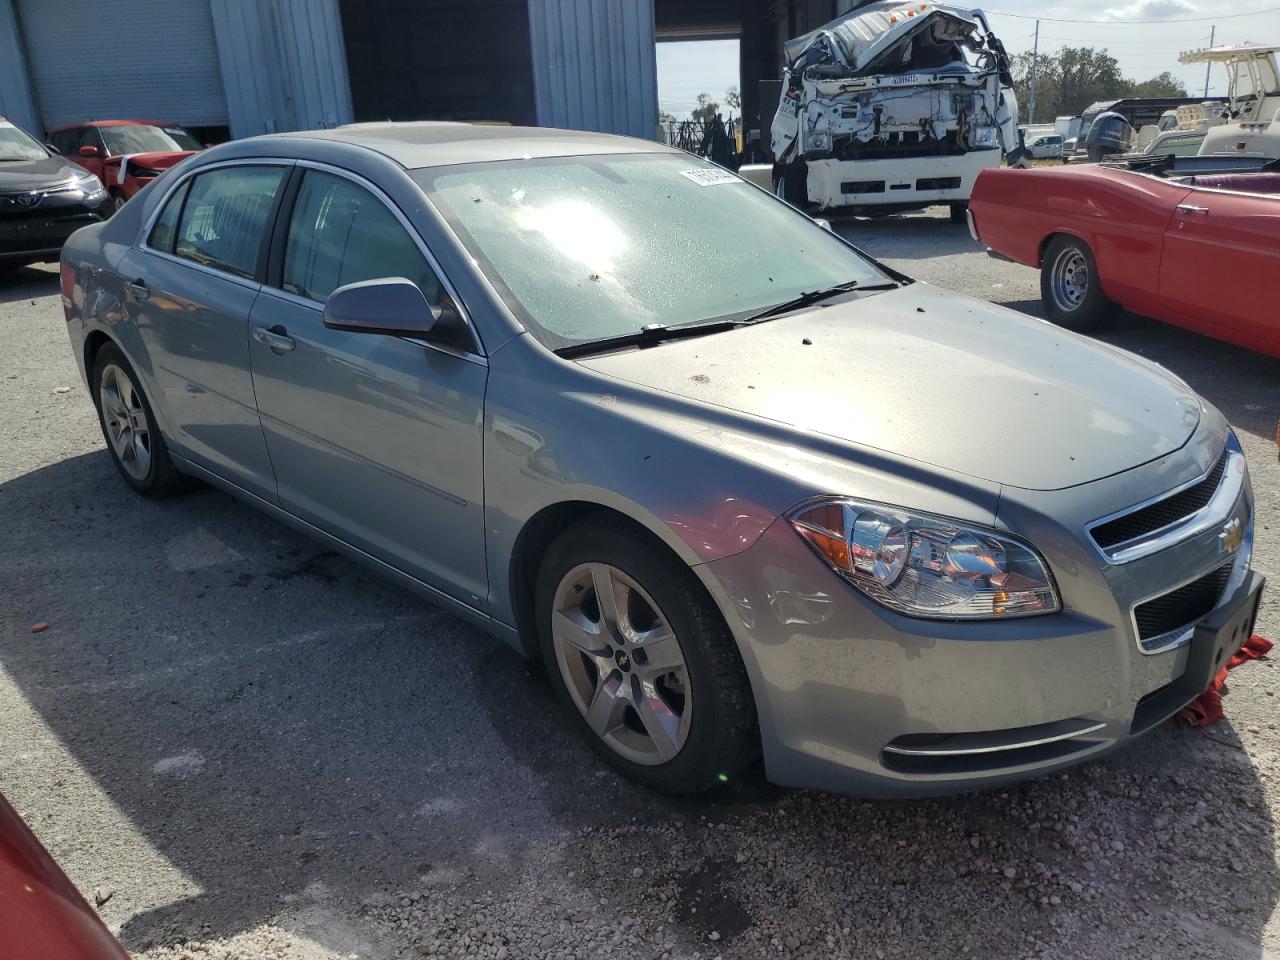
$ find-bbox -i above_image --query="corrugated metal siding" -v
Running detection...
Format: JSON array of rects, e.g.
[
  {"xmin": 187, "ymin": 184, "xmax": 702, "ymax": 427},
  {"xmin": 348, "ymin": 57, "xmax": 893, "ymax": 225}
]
[
  {"xmin": 528, "ymin": 0, "xmax": 658, "ymax": 139},
  {"xmin": 0, "ymin": 0, "xmax": 40, "ymax": 134},
  {"xmin": 211, "ymin": 0, "xmax": 353, "ymax": 138},
  {"xmin": 16, "ymin": 0, "xmax": 228, "ymax": 129}
]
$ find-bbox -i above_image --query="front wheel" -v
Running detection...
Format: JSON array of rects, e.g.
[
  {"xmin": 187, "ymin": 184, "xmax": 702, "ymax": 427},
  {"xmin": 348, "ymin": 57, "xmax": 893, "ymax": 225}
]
[
  {"xmin": 1040, "ymin": 235, "xmax": 1119, "ymax": 332},
  {"xmin": 109, "ymin": 191, "xmax": 128, "ymax": 216},
  {"xmin": 949, "ymin": 201, "xmax": 968, "ymax": 224},
  {"xmin": 536, "ymin": 518, "xmax": 758, "ymax": 795}
]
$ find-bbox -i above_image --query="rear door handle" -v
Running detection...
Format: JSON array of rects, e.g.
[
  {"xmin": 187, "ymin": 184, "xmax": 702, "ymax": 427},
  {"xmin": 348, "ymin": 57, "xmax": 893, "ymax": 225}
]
[
  {"xmin": 126, "ymin": 279, "xmax": 149, "ymax": 301},
  {"xmin": 253, "ymin": 324, "xmax": 295, "ymax": 353},
  {"xmin": 1175, "ymin": 204, "xmax": 1209, "ymax": 215}
]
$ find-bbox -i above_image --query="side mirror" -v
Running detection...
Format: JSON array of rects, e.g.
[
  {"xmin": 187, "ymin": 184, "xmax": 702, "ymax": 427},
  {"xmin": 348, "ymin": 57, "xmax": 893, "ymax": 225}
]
[
  {"xmin": 323, "ymin": 277, "xmax": 441, "ymax": 338},
  {"xmin": 78, "ymin": 145, "xmax": 100, "ymax": 157}
]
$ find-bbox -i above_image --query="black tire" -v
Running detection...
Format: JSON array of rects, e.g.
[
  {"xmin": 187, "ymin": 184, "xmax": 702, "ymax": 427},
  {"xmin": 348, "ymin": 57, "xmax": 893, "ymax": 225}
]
[
  {"xmin": 1040, "ymin": 234, "xmax": 1119, "ymax": 332},
  {"xmin": 772, "ymin": 158, "xmax": 808, "ymax": 207},
  {"xmin": 109, "ymin": 191, "xmax": 128, "ymax": 216},
  {"xmin": 535, "ymin": 517, "xmax": 758, "ymax": 795},
  {"xmin": 949, "ymin": 201, "xmax": 968, "ymax": 224},
  {"xmin": 91, "ymin": 342, "xmax": 188, "ymax": 498}
]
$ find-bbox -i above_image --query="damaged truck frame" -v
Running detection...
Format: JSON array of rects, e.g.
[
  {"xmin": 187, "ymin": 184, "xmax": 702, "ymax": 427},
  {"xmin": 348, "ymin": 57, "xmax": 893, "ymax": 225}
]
[{"xmin": 770, "ymin": 1, "xmax": 1025, "ymax": 221}]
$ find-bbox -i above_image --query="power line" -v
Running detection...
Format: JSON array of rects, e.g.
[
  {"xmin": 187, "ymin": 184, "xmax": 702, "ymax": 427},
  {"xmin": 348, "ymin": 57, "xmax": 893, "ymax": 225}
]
[{"xmin": 987, "ymin": 6, "xmax": 1279, "ymax": 23}]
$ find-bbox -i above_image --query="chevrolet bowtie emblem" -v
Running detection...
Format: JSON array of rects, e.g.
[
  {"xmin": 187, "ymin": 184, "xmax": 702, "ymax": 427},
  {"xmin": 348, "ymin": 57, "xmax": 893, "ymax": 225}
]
[{"xmin": 1219, "ymin": 518, "xmax": 1244, "ymax": 554}]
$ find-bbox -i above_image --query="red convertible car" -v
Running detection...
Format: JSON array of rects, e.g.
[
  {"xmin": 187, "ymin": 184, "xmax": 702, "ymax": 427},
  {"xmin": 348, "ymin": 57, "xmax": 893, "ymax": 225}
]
[
  {"xmin": 0, "ymin": 792, "xmax": 129, "ymax": 960},
  {"xmin": 47, "ymin": 120, "xmax": 202, "ymax": 214},
  {"xmin": 968, "ymin": 163, "xmax": 1280, "ymax": 358}
]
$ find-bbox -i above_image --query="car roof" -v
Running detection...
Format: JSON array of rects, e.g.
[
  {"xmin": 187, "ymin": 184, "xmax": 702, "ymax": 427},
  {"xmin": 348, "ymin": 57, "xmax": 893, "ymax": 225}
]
[
  {"xmin": 258, "ymin": 121, "xmax": 677, "ymax": 169},
  {"xmin": 47, "ymin": 119, "xmax": 177, "ymax": 132}
]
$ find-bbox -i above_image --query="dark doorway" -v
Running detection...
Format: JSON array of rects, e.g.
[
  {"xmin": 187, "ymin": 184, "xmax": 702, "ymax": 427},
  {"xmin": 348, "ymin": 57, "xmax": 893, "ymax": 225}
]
[{"xmin": 339, "ymin": 0, "xmax": 536, "ymax": 126}]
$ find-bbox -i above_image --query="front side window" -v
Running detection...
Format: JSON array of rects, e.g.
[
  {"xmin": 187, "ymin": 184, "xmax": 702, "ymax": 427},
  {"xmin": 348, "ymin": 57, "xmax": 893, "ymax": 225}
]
[
  {"xmin": 0, "ymin": 119, "xmax": 49, "ymax": 161},
  {"xmin": 174, "ymin": 166, "xmax": 284, "ymax": 279},
  {"xmin": 282, "ymin": 171, "xmax": 443, "ymax": 305},
  {"xmin": 415, "ymin": 153, "xmax": 885, "ymax": 350}
]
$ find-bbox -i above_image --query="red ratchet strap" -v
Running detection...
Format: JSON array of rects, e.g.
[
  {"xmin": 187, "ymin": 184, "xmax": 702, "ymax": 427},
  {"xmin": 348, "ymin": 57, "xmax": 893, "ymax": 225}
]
[{"xmin": 1177, "ymin": 635, "xmax": 1272, "ymax": 728}]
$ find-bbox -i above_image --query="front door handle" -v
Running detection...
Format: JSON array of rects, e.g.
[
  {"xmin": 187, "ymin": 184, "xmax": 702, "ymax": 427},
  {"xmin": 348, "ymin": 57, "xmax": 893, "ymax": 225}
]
[
  {"xmin": 253, "ymin": 324, "xmax": 295, "ymax": 353},
  {"xmin": 126, "ymin": 279, "xmax": 149, "ymax": 301},
  {"xmin": 1175, "ymin": 204, "xmax": 1209, "ymax": 215}
]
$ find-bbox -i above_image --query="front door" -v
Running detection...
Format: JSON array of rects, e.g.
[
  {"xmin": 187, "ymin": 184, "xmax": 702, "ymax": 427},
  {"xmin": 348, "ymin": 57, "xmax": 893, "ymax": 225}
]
[
  {"xmin": 1159, "ymin": 186, "xmax": 1280, "ymax": 356},
  {"xmin": 119, "ymin": 162, "xmax": 287, "ymax": 500},
  {"xmin": 248, "ymin": 168, "xmax": 489, "ymax": 606}
]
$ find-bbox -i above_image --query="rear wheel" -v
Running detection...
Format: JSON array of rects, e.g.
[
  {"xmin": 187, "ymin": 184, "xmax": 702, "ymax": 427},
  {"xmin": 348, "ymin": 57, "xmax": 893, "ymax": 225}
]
[
  {"xmin": 92, "ymin": 343, "xmax": 187, "ymax": 498},
  {"xmin": 536, "ymin": 518, "xmax": 758, "ymax": 795},
  {"xmin": 1040, "ymin": 235, "xmax": 1119, "ymax": 332}
]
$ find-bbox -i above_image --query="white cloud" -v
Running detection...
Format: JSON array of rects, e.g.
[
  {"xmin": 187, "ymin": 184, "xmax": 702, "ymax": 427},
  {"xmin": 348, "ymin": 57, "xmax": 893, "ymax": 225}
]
[{"xmin": 1102, "ymin": 0, "xmax": 1197, "ymax": 21}]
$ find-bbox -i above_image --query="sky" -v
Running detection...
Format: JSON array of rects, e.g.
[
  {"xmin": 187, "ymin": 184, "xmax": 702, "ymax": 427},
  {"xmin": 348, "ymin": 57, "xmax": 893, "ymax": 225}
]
[{"xmin": 656, "ymin": 2, "xmax": 1280, "ymax": 120}]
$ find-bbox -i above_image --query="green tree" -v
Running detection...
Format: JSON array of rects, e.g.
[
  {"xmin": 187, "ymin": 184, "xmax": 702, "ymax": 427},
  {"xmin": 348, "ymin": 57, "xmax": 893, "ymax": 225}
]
[
  {"xmin": 1124, "ymin": 71, "xmax": 1189, "ymax": 98},
  {"xmin": 692, "ymin": 92, "xmax": 720, "ymax": 123},
  {"xmin": 724, "ymin": 86, "xmax": 741, "ymax": 113}
]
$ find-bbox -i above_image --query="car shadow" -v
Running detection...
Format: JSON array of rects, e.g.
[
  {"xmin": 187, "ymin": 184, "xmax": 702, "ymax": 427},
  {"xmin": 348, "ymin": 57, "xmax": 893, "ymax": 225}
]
[
  {"xmin": 2, "ymin": 445, "xmax": 1277, "ymax": 957},
  {"xmin": 833, "ymin": 211, "xmax": 982, "ymax": 260},
  {"xmin": 0, "ymin": 263, "xmax": 60, "ymax": 304}
]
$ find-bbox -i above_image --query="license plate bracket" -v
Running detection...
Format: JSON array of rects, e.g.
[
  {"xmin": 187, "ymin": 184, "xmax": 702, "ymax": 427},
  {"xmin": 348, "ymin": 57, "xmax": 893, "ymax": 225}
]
[{"xmin": 1183, "ymin": 571, "xmax": 1264, "ymax": 696}]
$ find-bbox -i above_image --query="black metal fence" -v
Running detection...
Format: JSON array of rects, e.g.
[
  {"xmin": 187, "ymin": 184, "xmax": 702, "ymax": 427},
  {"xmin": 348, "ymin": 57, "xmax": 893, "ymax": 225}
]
[{"xmin": 659, "ymin": 116, "xmax": 741, "ymax": 168}]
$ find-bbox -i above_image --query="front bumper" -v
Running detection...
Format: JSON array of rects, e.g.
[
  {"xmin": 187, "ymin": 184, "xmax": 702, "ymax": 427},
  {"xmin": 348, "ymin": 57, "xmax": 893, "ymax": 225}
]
[
  {"xmin": 805, "ymin": 148, "xmax": 1002, "ymax": 210},
  {"xmin": 0, "ymin": 191, "xmax": 109, "ymax": 262},
  {"xmin": 700, "ymin": 433, "xmax": 1258, "ymax": 798}
]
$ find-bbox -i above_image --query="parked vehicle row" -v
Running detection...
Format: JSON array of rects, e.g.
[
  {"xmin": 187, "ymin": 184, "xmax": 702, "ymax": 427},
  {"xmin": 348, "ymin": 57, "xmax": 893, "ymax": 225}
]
[
  {"xmin": 1, "ymin": 116, "xmax": 202, "ymax": 270},
  {"xmin": 61, "ymin": 123, "xmax": 1261, "ymax": 799}
]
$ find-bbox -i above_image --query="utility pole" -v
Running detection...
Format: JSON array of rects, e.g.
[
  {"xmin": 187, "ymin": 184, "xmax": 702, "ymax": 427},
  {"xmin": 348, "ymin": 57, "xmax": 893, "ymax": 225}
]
[
  {"xmin": 1028, "ymin": 19, "xmax": 1040, "ymax": 125},
  {"xmin": 1203, "ymin": 25, "xmax": 1215, "ymax": 97}
]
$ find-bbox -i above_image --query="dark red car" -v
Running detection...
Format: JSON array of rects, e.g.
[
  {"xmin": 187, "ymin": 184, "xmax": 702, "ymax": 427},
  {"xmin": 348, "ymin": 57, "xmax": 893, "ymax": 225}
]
[
  {"xmin": 968, "ymin": 163, "xmax": 1280, "ymax": 358},
  {"xmin": 47, "ymin": 120, "xmax": 202, "ymax": 213},
  {"xmin": 0, "ymin": 792, "xmax": 129, "ymax": 960}
]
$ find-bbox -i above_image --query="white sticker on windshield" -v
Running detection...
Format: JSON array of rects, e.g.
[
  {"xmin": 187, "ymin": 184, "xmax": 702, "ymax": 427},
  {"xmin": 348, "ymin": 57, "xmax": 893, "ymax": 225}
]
[{"xmin": 680, "ymin": 167, "xmax": 740, "ymax": 187}]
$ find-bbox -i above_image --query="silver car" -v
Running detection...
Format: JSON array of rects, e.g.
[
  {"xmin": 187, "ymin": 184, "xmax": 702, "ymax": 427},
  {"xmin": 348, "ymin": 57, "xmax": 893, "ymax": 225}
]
[{"xmin": 60, "ymin": 123, "xmax": 1263, "ymax": 797}]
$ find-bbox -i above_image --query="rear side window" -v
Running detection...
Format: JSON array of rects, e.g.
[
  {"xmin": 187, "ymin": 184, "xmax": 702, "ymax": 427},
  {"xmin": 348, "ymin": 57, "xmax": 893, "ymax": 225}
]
[
  {"xmin": 174, "ymin": 166, "xmax": 284, "ymax": 279},
  {"xmin": 148, "ymin": 180, "xmax": 191, "ymax": 253},
  {"xmin": 281, "ymin": 170, "xmax": 442, "ymax": 304}
]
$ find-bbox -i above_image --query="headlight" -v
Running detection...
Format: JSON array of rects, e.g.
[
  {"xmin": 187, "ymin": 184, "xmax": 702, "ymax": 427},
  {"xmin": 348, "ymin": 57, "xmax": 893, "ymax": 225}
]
[
  {"xmin": 75, "ymin": 173, "xmax": 106, "ymax": 200},
  {"xmin": 788, "ymin": 499, "xmax": 1060, "ymax": 619},
  {"xmin": 971, "ymin": 126, "xmax": 1000, "ymax": 148}
]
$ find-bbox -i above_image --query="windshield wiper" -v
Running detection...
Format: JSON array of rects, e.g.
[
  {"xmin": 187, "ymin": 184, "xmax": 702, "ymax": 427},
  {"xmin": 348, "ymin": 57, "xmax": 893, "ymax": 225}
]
[
  {"xmin": 740, "ymin": 278, "xmax": 899, "ymax": 323},
  {"xmin": 555, "ymin": 319, "xmax": 749, "ymax": 359}
]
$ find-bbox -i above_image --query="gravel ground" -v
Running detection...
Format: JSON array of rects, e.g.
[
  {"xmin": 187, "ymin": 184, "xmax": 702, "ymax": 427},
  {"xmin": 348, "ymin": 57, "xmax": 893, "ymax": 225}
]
[{"xmin": 1, "ymin": 207, "xmax": 1278, "ymax": 960}]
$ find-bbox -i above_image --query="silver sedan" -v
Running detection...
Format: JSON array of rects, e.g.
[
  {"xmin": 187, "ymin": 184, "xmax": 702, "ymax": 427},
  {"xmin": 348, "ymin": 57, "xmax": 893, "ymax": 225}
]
[{"xmin": 60, "ymin": 123, "xmax": 1262, "ymax": 797}]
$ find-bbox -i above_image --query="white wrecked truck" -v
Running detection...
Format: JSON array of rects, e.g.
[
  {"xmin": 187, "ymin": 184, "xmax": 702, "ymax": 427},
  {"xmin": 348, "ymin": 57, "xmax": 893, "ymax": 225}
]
[{"xmin": 770, "ymin": 1, "xmax": 1025, "ymax": 220}]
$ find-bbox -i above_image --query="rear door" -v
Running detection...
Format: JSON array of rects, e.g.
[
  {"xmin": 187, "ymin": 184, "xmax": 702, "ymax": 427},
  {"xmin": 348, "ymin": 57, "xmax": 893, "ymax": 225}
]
[
  {"xmin": 247, "ymin": 165, "xmax": 489, "ymax": 606},
  {"xmin": 1159, "ymin": 186, "xmax": 1280, "ymax": 355},
  {"xmin": 119, "ymin": 162, "xmax": 288, "ymax": 499}
]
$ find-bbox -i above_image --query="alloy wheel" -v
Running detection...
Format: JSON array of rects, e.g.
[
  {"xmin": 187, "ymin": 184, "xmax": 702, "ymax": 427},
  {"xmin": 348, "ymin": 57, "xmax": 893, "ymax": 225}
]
[
  {"xmin": 99, "ymin": 363, "xmax": 151, "ymax": 481},
  {"xmin": 551, "ymin": 562, "xmax": 692, "ymax": 765},
  {"xmin": 1049, "ymin": 246, "xmax": 1089, "ymax": 312}
]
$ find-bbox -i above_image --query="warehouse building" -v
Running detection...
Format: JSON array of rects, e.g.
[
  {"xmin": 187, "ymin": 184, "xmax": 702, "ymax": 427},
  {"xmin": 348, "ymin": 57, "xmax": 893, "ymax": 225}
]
[{"xmin": 0, "ymin": 0, "xmax": 846, "ymax": 145}]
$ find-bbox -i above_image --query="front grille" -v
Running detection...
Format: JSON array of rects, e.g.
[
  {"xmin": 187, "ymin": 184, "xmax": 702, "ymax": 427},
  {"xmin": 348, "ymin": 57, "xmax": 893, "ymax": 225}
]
[
  {"xmin": 1133, "ymin": 562, "xmax": 1231, "ymax": 643},
  {"xmin": 1091, "ymin": 449, "xmax": 1228, "ymax": 549}
]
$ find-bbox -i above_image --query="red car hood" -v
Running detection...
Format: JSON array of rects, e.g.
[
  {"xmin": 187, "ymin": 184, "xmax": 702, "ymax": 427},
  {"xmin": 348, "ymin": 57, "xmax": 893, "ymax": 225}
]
[
  {"xmin": 0, "ymin": 794, "xmax": 129, "ymax": 960},
  {"xmin": 107, "ymin": 150, "xmax": 194, "ymax": 171}
]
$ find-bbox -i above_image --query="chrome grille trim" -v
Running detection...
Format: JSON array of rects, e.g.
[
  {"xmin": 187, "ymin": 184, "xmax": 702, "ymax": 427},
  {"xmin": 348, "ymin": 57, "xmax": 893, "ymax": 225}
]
[
  {"xmin": 1085, "ymin": 433, "xmax": 1245, "ymax": 564},
  {"xmin": 882, "ymin": 720, "xmax": 1107, "ymax": 758}
]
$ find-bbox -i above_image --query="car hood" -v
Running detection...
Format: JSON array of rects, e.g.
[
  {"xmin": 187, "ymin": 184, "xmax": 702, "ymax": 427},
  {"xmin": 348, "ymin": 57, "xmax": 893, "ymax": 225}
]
[
  {"xmin": 0, "ymin": 155, "xmax": 84, "ymax": 192},
  {"xmin": 108, "ymin": 151, "xmax": 193, "ymax": 170},
  {"xmin": 578, "ymin": 284, "xmax": 1202, "ymax": 491}
]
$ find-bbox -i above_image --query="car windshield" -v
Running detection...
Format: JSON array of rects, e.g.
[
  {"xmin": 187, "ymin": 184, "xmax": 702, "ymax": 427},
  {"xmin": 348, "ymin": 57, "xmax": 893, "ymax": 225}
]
[
  {"xmin": 100, "ymin": 124, "xmax": 199, "ymax": 155},
  {"xmin": 414, "ymin": 153, "xmax": 885, "ymax": 350},
  {"xmin": 0, "ymin": 120, "xmax": 48, "ymax": 161}
]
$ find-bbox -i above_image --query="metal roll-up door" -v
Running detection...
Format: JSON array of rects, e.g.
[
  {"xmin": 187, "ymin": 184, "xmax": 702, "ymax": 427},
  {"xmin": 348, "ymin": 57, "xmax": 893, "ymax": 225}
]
[{"xmin": 17, "ymin": 0, "xmax": 228, "ymax": 131}]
